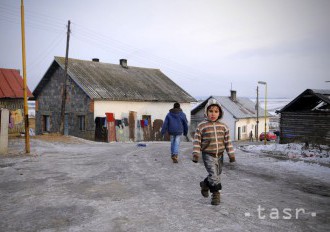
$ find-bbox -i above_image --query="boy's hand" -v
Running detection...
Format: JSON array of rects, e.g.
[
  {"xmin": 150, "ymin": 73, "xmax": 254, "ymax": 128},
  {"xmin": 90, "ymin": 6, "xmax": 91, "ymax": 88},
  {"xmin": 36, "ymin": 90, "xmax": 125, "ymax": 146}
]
[{"xmin": 192, "ymin": 154, "xmax": 199, "ymax": 163}]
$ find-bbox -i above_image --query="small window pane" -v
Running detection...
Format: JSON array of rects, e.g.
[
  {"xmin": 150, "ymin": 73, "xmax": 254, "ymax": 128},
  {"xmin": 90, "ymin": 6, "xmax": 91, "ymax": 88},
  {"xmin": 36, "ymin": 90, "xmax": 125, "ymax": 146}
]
[
  {"xmin": 78, "ymin": 115, "xmax": 85, "ymax": 131},
  {"xmin": 43, "ymin": 115, "xmax": 50, "ymax": 132}
]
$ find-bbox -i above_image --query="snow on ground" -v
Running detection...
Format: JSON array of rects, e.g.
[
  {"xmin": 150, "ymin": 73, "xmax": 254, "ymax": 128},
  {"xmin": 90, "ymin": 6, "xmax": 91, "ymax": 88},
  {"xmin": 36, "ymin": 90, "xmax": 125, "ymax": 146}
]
[
  {"xmin": 1, "ymin": 137, "xmax": 330, "ymax": 232},
  {"xmin": 240, "ymin": 143, "xmax": 330, "ymax": 165}
]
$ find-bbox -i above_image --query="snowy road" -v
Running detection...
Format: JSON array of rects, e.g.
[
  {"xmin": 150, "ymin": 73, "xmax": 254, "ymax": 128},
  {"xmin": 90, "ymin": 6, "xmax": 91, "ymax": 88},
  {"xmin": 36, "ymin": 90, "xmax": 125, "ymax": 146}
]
[{"xmin": 0, "ymin": 137, "xmax": 329, "ymax": 232}]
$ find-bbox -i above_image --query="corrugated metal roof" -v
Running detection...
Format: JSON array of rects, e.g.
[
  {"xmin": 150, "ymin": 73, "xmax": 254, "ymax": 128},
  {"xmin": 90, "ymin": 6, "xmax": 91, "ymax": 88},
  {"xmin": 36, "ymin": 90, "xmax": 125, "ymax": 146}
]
[
  {"xmin": 0, "ymin": 68, "xmax": 33, "ymax": 98},
  {"xmin": 192, "ymin": 95, "xmax": 271, "ymax": 119},
  {"xmin": 279, "ymin": 89, "xmax": 330, "ymax": 112},
  {"xmin": 36, "ymin": 57, "xmax": 196, "ymax": 102}
]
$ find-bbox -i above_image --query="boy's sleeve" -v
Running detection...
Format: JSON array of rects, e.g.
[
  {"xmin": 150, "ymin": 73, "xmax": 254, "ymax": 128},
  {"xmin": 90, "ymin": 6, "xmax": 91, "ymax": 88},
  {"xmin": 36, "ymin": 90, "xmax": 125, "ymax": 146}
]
[
  {"xmin": 161, "ymin": 115, "xmax": 168, "ymax": 136},
  {"xmin": 192, "ymin": 127, "xmax": 202, "ymax": 159},
  {"xmin": 224, "ymin": 126, "xmax": 235, "ymax": 161}
]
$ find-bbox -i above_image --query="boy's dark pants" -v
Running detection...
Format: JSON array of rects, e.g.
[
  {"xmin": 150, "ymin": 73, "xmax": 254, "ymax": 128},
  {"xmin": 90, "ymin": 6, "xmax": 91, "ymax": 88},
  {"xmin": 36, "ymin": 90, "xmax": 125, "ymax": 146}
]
[{"xmin": 202, "ymin": 152, "xmax": 222, "ymax": 192}]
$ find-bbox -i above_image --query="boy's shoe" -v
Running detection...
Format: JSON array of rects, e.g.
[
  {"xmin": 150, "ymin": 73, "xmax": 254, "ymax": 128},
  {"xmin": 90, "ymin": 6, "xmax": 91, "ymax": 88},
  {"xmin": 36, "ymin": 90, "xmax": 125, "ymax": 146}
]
[
  {"xmin": 171, "ymin": 155, "xmax": 178, "ymax": 163},
  {"xmin": 211, "ymin": 191, "xmax": 220, "ymax": 205},
  {"xmin": 200, "ymin": 181, "xmax": 209, "ymax": 198}
]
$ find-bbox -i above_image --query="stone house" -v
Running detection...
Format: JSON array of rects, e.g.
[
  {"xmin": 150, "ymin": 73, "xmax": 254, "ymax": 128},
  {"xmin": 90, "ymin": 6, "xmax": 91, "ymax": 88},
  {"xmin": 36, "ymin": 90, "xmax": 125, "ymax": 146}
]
[{"xmin": 32, "ymin": 57, "xmax": 196, "ymax": 141}]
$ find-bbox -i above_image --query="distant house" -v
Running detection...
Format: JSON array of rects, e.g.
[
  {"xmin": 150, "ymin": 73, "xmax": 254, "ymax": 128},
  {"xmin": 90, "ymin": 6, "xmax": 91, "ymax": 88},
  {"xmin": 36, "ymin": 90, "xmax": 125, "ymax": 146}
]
[
  {"xmin": 0, "ymin": 68, "xmax": 33, "ymax": 134},
  {"xmin": 191, "ymin": 91, "xmax": 271, "ymax": 141},
  {"xmin": 278, "ymin": 89, "xmax": 330, "ymax": 145},
  {"xmin": 32, "ymin": 57, "xmax": 196, "ymax": 141}
]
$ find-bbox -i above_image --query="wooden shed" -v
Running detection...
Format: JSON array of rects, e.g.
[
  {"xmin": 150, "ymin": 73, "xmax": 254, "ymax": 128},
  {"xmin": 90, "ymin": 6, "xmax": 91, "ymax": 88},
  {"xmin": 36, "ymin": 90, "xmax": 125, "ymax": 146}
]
[
  {"xmin": 0, "ymin": 68, "xmax": 33, "ymax": 135},
  {"xmin": 278, "ymin": 89, "xmax": 330, "ymax": 145}
]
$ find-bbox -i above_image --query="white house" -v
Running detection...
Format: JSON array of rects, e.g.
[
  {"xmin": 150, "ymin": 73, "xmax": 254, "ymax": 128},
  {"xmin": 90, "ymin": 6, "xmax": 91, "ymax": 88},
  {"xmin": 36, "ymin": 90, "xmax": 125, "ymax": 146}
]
[{"xmin": 191, "ymin": 91, "xmax": 271, "ymax": 141}]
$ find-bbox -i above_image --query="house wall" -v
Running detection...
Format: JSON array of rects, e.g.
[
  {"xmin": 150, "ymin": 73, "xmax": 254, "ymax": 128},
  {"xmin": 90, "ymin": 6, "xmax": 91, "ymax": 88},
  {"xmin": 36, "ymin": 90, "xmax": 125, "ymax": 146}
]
[
  {"xmin": 0, "ymin": 98, "xmax": 25, "ymax": 134},
  {"xmin": 65, "ymin": 78, "xmax": 95, "ymax": 140},
  {"xmin": 35, "ymin": 67, "xmax": 193, "ymax": 142},
  {"xmin": 0, "ymin": 109, "xmax": 9, "ymax": 154},
  {"xmin": 94, "ymin": 101, "xmax": 191, "ymax": 123},
  {"xmin": 190, "ymin": 107, "xmax": 205, "ymax": 137},
  {"xmin": 35, "ymin": 68, "xmax": 95, "ymax": 140},
  {"xmin": 190, "ymin": 106, "xmax": 239, "ymax": 140},
  {"xmin": 234, "ymin": 118, "xmax": 268, "ymax": 141},
  {"xmin": 191, "ymin": 106, "xmax": 269, "ymax": 141},
  {"xmin": 35, "ymin": 68, "xmax": 64, "ymax": 135},
  {"xmin": 221, "ymin": 107, "xmax": 236, "ymax": 140},
  {"xmin": 94, "ymin": 101, "xmax": 192, "ymax": 142},
  {"xmin": 280, "ymin": 112, "xmax": 330, "ymax": 145}
]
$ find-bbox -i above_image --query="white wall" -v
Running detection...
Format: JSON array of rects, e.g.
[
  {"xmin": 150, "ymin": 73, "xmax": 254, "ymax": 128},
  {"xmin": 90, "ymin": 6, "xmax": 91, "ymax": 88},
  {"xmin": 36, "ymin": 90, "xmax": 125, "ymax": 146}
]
[
  {"xmin": 221, "ymin": 107, "xmax": 236, "ymax": 140},
  {"xmin": 234, "ymin": 117, "xmax": 269, "ymax": 141},
  {"xmin": 191, "ymin": 105, "xmax": 270, "ymax": 141},
  {"xmin": 94, "ymin": 101, "xmax": 191, "ymax": 123},
  {"xmin": 0, "ymin": 109, "xmax": 9, "ymax": 155}
]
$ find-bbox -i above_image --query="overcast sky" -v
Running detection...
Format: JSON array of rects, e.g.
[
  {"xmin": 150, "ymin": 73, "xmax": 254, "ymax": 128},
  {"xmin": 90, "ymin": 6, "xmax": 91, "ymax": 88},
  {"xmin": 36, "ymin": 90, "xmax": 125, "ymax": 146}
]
[{"xmin": 1, "ymin": 0, "xmax": 329, "ymax": 99}]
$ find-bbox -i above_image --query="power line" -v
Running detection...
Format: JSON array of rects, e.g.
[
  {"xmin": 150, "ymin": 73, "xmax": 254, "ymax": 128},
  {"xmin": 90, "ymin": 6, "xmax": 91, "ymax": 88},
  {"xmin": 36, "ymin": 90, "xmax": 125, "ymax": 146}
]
[{"xmin": 1, "ymin": 3, "xmax": 226, "ymax": 89}]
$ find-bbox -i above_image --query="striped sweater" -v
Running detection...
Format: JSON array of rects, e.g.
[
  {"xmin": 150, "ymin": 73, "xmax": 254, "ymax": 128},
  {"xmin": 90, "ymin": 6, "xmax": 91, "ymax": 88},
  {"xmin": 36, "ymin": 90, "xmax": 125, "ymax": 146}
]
[{"xmin": 193, "ymin": 120, "xmax": 235, "ymax": 159}]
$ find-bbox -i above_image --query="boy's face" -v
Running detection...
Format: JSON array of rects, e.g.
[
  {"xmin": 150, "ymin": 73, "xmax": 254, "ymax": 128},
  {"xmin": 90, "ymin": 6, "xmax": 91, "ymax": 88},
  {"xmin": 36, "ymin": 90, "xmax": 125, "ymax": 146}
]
[{"xmin": 207, "ymin": 105, "xmax": 220, "ymax": 122}]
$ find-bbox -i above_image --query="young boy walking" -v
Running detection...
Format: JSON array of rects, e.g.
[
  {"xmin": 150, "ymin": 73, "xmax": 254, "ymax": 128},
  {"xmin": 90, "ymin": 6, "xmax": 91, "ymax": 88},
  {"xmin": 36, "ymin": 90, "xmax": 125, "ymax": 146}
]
[{"xmin": 192, "ymin": 98, "xmax": 235, "ymax": 205}]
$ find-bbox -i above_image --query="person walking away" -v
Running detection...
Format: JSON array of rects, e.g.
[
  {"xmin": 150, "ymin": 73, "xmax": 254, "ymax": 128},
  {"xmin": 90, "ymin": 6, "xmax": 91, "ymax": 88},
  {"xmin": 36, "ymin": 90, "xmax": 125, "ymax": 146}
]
[
  {"xmin": 161, "ymin": 102, "xmax": 188, "ymax": 163},
  {"xmin": 192, "ymin": 98, "xmax": 235, "ymax": 205},
  {"xmin": 249, "ymin": 130, "xmax": 254, "ymax": 142}
]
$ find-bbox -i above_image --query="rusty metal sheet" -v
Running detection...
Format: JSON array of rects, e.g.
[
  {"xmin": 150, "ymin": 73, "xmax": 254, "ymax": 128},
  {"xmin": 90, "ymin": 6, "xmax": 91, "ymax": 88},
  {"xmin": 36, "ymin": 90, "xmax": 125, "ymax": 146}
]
[{"xmin": 0, "ymin": 68, "xmax": 33, "ymax": 98}]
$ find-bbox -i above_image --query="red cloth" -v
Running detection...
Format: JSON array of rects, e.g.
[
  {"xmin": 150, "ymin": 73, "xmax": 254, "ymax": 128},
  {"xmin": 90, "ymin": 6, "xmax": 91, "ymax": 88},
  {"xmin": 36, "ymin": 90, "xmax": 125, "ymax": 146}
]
[{"xmin": 105, "ymin": 113, "xmax": 115, "ymax": 122}]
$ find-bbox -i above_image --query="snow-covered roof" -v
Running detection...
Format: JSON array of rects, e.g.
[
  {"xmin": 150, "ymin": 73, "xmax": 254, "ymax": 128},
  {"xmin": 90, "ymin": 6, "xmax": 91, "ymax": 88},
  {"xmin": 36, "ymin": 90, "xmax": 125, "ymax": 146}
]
[{"xmin": 191, "ymin": 95, "xmax": 272, "ymax": 119}]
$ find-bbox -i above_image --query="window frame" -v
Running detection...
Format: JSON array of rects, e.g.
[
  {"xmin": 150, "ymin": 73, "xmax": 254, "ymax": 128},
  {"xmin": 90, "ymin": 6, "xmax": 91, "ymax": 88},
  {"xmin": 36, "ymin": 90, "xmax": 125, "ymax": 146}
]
[{"xmin": 78, "ymin": 115, "xmax": 86, "ymax": 131}]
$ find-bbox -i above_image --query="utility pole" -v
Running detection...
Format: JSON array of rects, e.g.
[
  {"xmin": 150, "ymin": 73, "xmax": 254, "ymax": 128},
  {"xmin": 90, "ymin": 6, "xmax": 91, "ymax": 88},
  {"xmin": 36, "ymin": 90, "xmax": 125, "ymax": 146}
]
[
  {"xmin": 258, "ymin": 81, "xmax": 267, "ymax": 145},
  {"xmin": 21, "ymin": 0, "xmax": 30, "ymax": 153},
  {"xmin": 60, "ymin": 20, "xmax": 71, "ymax": 135},
  {"xmin": 256, "ymin": 86, "xmax": 259, "ymax": 140}
]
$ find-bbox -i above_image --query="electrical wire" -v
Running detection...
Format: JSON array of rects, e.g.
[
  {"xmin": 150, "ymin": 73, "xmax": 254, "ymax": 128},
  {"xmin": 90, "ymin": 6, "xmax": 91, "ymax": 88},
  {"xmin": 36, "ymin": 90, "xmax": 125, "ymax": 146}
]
[{"xmin": 0, "ymin": 2, "xmax": 225, "ymax": 89}]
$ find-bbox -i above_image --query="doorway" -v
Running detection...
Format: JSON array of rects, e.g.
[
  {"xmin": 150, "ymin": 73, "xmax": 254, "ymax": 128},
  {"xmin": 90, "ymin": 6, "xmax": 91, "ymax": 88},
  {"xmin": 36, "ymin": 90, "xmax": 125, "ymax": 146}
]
[{"xmin": 237, "ymin": 127, "xmax": 241, "ymax": 140}]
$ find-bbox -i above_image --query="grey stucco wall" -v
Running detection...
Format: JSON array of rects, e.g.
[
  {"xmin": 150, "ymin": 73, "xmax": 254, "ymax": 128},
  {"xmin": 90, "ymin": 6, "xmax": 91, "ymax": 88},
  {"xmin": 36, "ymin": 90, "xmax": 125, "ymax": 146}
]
[
  {"xmin": 35, "ymin": 67, "xmax": 64, "ymax": 135},
  {"xmin": 65, "ymin": 77, "xmax": 95, "ymax": 140},
  {"xmin": 35, "ymin": 67, "xmax": 95, "ymax": 140}
]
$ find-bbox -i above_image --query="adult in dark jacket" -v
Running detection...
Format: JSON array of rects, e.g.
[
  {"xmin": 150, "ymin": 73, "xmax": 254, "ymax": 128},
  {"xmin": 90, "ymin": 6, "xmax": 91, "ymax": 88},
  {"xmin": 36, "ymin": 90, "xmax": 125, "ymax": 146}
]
[{"xmin": 161, "ymin": 102, "xmax": 188, "ymax": 163}]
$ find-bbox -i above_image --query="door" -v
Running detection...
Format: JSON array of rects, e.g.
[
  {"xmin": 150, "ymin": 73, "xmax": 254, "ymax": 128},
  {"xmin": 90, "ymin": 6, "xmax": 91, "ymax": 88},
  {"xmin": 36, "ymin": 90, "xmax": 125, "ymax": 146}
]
[
  {"xmin": 64, "ymin": 113, "xmax": 69, "ymax": 135},
  {"xmin": 237, "ymin": 127, "xmax": 241, "ymax": 140},
  {"xmin": 129, "ymin": 111, "xmax": 137, "ymax": 141},
  {"xmin": 43, "ymin": 115, "xmax": 50, "ymax": 132}
]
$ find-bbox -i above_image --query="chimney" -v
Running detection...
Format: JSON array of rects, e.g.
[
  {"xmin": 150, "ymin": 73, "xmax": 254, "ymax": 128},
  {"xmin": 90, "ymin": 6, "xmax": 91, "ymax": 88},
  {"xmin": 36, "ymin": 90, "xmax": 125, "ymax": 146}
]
[
  {"xmin": 92, "ymin": 58, "xmax": 99, "ymax": 62},
  {"xmin": 120, "ymin": 59, "xmax": 128, "ymax": 68},
  {"xmin": 230, "ymin": 90, "xmax": 237, "ymax": 102}
]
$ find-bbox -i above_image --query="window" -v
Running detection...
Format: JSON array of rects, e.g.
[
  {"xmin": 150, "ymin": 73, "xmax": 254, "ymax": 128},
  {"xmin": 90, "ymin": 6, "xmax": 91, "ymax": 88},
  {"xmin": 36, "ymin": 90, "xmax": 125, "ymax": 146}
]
[
  {"xmin": 78, "ymin": 115, "xmax": 85, "ymax": 131},
  {"xmin": 43, "ymin": 115, "xmax": 50, "ymax": 132},
  {"xmin": 242, "ymin": 125, "xmax": 247, "ymax": 133}
]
